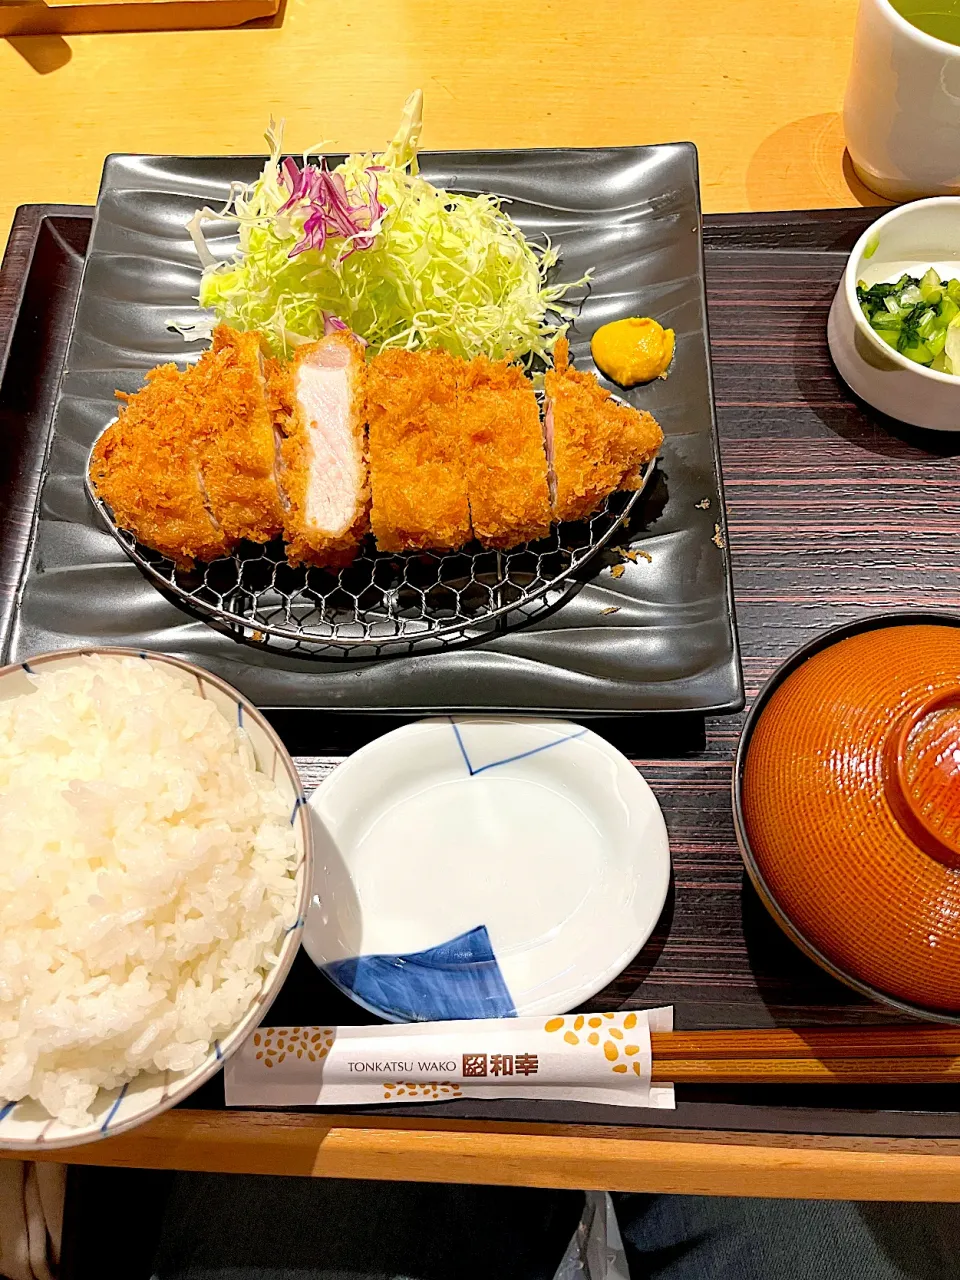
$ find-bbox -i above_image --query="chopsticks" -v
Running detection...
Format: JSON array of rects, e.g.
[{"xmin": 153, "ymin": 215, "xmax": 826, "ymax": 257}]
[{"xmin": 649, "ymin": 1028, "xmax": 960, "ymax": 1084}]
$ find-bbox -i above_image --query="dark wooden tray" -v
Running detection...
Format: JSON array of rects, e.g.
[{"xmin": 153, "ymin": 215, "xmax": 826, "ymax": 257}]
[{"xmin": 3, "ymin": 203, "xmax": 960, "ymax": 1139}]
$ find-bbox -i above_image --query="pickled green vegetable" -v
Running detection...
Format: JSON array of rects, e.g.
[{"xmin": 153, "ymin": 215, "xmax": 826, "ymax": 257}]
[{"xmin": 857, "ymin": 270, "xmax": 960, "ymax": 372}]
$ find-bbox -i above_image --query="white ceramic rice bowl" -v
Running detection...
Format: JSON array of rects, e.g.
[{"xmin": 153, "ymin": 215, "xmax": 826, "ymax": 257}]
[{"xmin": 0, "ymin": 648, "xmax": 311, "ymax": 1151}]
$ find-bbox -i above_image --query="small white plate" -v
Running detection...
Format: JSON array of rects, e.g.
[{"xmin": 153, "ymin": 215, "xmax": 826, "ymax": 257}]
[{"xmin": 303, "ymin": 719, "xmax": 670, "ymax": 1021}]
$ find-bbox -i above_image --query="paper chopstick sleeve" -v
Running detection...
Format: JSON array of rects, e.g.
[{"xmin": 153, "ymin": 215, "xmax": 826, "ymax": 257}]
[{"xmin": 224, "ymin": 1008, "xmax": 675, "ymax": 1109}]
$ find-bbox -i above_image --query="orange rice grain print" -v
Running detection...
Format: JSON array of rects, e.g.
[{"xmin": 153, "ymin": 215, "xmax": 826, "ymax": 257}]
[
  {"xmin": 544, "ymin": 1013, "xmax": 646, "ymax": 1077},
  {"xmin": 383, "ymin": 1082, "xmax": 464, "ymax": 1101},
  {"xmin": 253, "ymin": 1027, "xmax": 335, "ymax": 1068}
]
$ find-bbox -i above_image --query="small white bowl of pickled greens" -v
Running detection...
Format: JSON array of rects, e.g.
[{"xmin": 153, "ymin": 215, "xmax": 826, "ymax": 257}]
[{"xmin": 828, "ymin": 198, "xmax": 960, "ymax": 430}]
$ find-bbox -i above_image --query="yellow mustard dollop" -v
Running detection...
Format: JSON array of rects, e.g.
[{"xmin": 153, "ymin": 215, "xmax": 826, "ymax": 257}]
[{"xmin": 591, "ymin": 317, "xmax": 675, "ymax": 386}]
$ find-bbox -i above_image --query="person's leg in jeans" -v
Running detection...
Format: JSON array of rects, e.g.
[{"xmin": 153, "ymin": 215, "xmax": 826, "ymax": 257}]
[
  {"xmin": 613, "ymin": 1193, "xmax": 960, "ymax": 1280},
  {"xmin": 149, "ymin": 1172, "xmax": 583, "ymax": 1280}
]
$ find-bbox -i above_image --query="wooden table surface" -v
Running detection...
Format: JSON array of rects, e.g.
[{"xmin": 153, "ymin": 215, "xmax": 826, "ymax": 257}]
[
  {"xmin": 0, "ymin": 0, "xmax": 887, "ymax": 253},
  {"xmin": 7, "ymin": 0, "xmax": 957, "ymax": 1202}
]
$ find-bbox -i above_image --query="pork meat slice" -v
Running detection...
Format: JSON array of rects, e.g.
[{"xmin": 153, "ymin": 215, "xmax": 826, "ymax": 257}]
[
  {"xmin": 272, "ymin": 332, "xmax": 369, "ymax": 569},
  {"xmin": 543, "ymin": 337, "xmax": 663, "ymax": 524},
  {"xmin": 193, "ymin": 326, "xmax": 285, "ymax": 545}
]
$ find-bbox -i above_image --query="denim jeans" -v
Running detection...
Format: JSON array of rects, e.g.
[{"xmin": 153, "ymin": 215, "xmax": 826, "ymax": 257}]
[
  {"xmin": 64, "ymin": 1169, "xmax": 960, "ymax": 1280},
  {"xmin": 613, "ymin": 1192, "xmax": 960, "ymax": 1279}
]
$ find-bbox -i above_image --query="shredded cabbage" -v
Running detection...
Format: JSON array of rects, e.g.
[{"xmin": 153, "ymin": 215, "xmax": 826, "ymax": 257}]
[{"xmin": 185, "ymin": 91, "xmax": 588, "ymax": 361}]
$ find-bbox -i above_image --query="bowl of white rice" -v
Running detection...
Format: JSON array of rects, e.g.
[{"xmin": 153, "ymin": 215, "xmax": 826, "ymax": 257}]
[{"xmin": 0, "ymin": 648, "xmax": 311, "ymax": 1151}]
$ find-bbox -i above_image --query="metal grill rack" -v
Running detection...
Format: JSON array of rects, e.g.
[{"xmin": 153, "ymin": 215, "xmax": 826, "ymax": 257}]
[{"xmin": 86, "ymin": 441, "xmax": 656, "ymax": 661}]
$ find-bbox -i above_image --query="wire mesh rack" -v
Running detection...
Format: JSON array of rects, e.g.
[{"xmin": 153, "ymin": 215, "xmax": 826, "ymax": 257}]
[{"xmin": 85, "ymin": 441, "xmax": 656, "ymax": 661}]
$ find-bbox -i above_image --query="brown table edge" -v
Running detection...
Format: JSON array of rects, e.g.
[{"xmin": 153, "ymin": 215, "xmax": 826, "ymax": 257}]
[
  {"xmin": 5, "ymin": 1111, "xmax": 960, "ymax": 1200},
  {"xmin": 4, "ymin": 200, "xmax": 953, "ymax": 1198},
  {"xmin": 0, "ymin": 0, "xmax": 278, "ymax": 38}
]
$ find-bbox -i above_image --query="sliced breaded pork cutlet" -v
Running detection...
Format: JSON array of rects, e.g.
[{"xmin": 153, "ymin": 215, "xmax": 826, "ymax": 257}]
[
  {"xmin": 192, "ymin": 326, "xmax": 285, "ymax": 545},
  {"xmin": 270, "ymin": 331, "xmax": 369, "ymax": 569},
  {"xmin": 89, "ymin": 362, "xmax": 231, "ymax": 568},
  {"xmin": 457, "ymin": 356, "xmax": 552, "ymax": 548},
  {"xmin": 543, "ymin": 337, "xmax": 663, "ymax": 524},
  {"xmin": 366, "ymin": 348, "xmax": 471, "ymax": 552}
]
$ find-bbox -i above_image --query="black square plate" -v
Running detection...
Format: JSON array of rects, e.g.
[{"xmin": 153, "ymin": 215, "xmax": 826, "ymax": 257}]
[{"xmin": 9, "ymin": 146, "xmax": 742, "ymax": 714}]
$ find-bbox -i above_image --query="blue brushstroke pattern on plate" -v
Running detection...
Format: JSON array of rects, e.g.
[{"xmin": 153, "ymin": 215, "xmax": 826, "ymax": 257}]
[{"xmin": 323, "ymin": 925, "xmax": 517, "ymax": 1022}]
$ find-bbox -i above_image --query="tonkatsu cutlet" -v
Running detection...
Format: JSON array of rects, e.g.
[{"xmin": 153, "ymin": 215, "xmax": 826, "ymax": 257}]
[
  {"xmin": 543, "ymin": 337, "xmax": 663, "ymax": 524},
  {"xmin": 92, "ymin": 327, "xmax": 664, "ymax": 573},
  {"xmin": 366, "ymin": 348, "xmax": 471, "ymax": 552},
  {"xmin": 270, "ymin": 331, "xmax": 368, "ymax": 569},
  {"xmin": 90, "ymin": 362, "xmax": 231, "ymax": 568},
  {"xmin": 193, "ymin": 326, "xmax": 284, "ymax": 545},
  {"xmin": 457, "ymin": 356, "xmax": 552, "ymax": 548}
]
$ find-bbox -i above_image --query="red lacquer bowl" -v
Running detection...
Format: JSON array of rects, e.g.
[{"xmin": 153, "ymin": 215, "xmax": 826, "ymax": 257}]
[{"xmin": 735, "ymin": 615, "xmax": 960, "ymax": 1021}]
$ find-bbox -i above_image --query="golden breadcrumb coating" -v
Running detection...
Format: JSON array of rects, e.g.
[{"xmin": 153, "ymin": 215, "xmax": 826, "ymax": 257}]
[
  {"xmin": 193, "ymin": 327, "xmax": 284, "ymax": 544},
  {"xmin": 91, "ymin": 328, "xmax": 664, "ymax": 578},
  {"xmin": 89, "ymin": 362, "xmax": 231, "ymax": 568},
  {"xmin": 269, "ymin": 332, "xmax": 369, "ymax": 570},
  {"xmin": 366, "ymin": 348, "xmax": 471, "ymax": 552},
  {"xmin": 457, "ymin": 356, "xmax": 552, "ymax": 548},
  {"xmin": 544, "ymin": 337, "xmax": 663, "ymax": 523}
]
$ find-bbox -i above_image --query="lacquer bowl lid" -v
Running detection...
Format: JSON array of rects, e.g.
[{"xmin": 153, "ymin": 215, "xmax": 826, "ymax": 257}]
[{"xmin": 735, "ymin": 614, "xmax": 960, "ymax": 1021}]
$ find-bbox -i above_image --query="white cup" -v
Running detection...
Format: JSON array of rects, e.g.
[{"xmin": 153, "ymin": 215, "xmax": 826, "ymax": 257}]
[{"xmin": 844, "ymin": 0, "xmax": 960, "ymax": 199}]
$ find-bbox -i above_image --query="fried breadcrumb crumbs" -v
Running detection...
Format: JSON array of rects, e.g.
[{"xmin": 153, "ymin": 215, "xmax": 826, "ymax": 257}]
[{"xmin": 611, "ymin": 544, "xmax": 652, "ymax": 566}]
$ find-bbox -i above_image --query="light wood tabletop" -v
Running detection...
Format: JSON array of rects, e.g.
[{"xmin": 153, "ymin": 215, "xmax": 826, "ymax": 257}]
[
  {"xmin": 22, "ymin": 1113, "xmax": 960, "ymax": 1202},
  {"xmin": 4, "ymin": 0, "xmax": 948, "ymax": 1201},
  {"xmin": 0, "ymin": 0, "xmax": 885, "ymax": 253}
]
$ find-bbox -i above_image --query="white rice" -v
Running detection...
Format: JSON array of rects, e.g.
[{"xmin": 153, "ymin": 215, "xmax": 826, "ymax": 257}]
[{"xmin": 0, "ymin": 655, "xmax": 299, "ymax": 1126}]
